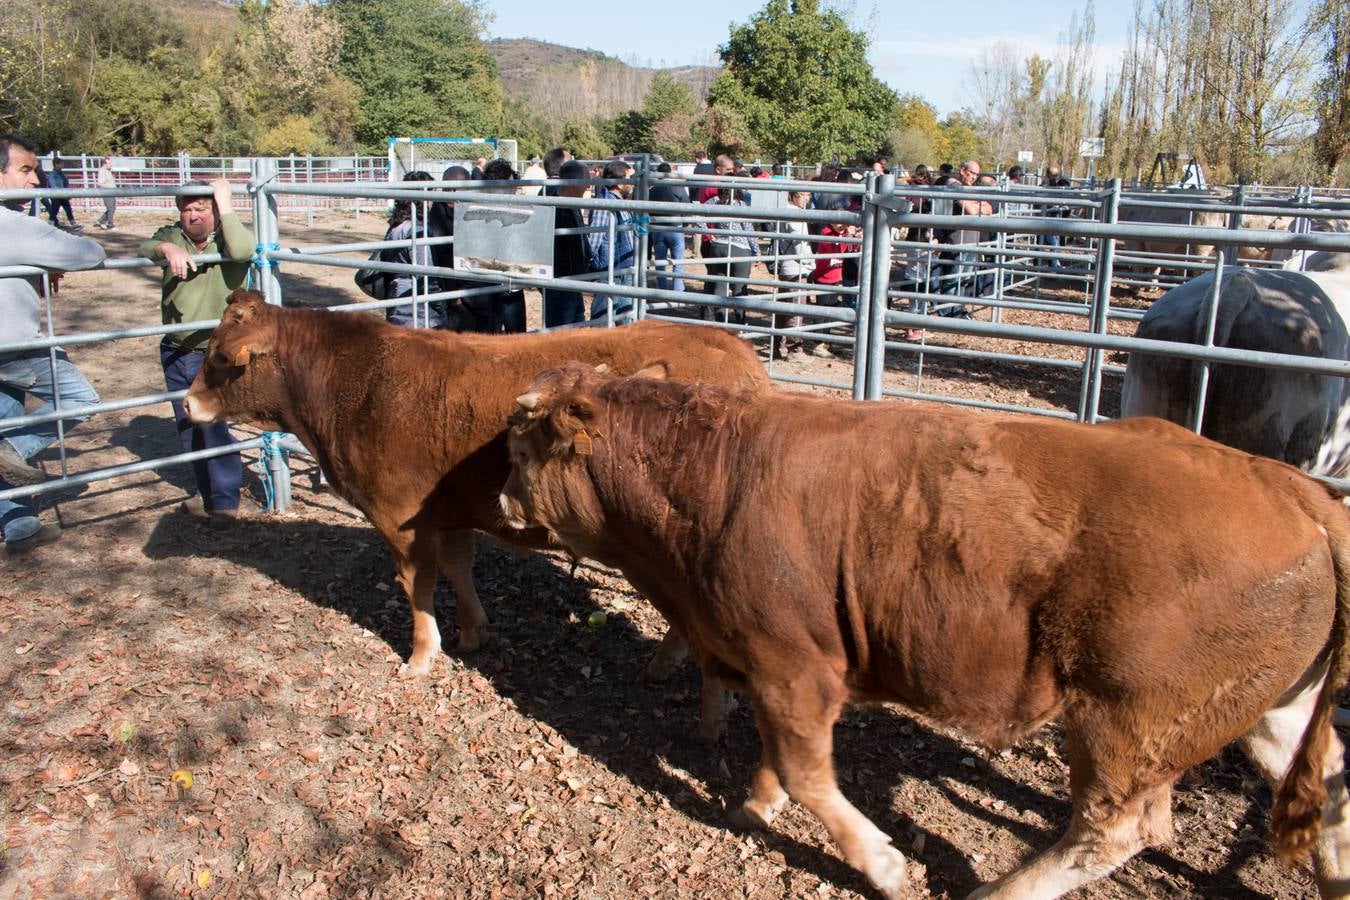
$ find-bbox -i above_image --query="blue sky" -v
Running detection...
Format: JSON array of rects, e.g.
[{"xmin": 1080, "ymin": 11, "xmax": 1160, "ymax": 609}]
[{"xmin": 487, "ymin": 0, "xmax": 1136, "ymax": 117}]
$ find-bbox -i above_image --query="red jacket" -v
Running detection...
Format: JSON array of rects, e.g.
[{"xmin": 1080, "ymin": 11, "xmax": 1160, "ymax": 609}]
[{"xmin": 810, "ymin": 225, "xmax": 845, "ymax": 285}]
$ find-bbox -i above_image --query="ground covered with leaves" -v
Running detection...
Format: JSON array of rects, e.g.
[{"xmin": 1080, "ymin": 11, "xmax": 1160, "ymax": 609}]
[{"xmin": 0, "ymin": 212, "xmax": 1328, "ymax": 898}]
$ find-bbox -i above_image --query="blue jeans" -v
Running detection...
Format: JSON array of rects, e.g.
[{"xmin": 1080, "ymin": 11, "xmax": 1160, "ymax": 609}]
[
  {"xmin": 652, "ymin": 232, "xmax": 685, "ymax": 293},
  {"xmin": 1044, "ymin": 232, "xmax": 1064, "ymax": 268},
  {"xmin": 0, "ymin": 350, "xmax": 100, "ymax": 541},
  {"xmin": 543, "ymin": 289, "xmax": 585, "ymax": 328},
  {"xmin": 589, "ymin": 273, "xmax": 635, "ymax": 323},
  {"xmin": 161, "ymin": 342, "xmax": 242, "ymax": 512}
]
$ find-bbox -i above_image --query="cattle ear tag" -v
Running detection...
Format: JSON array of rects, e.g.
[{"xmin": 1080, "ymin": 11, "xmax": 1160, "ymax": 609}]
[
  {"xmin": 573, "ymin": 429, "xmax": 593, "ymax": 456},
  {"xmin": 232, "ymin": 345, "xmax": 252, "ymax": 366}
]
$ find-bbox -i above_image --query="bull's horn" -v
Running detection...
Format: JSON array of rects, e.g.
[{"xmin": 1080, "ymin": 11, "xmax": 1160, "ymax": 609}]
[
  {"xmin": 233, "ymin": 345, "xmax": 252, "ymax": 366},
  {"xmin": 516, "ymin": 391, "xmax": 541, "ymax": 410},
  {"xmin": 594, "ymin": 363, "xmax": 609, "ymax": 373}
]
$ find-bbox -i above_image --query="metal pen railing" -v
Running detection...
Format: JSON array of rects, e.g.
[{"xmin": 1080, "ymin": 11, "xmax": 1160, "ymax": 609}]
[{"xmin": 4, "ymin": 163, "xmax": 1350, "ymax": 520}]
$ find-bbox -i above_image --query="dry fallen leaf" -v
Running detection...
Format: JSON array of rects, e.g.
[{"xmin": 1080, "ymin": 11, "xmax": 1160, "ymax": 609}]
[
  {"xmin": 118, "ymin": 758, "xmax": 140, "ymax": 777},
  {"xmin": 196, "ymin": 868, "xmax": 212, "ymax": 890}
]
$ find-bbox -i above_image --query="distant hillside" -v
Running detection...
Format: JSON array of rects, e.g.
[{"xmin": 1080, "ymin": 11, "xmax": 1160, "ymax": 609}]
[{"xmin": 488, "ymin": 38, "xmax": 719, "ymax": 120}]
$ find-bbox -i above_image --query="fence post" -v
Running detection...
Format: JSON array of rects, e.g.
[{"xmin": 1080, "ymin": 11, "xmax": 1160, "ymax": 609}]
[
  {"xmin": 1187, "ymin": 246, "xmax": 1226, "ymax": 435},
  {"xmin": 250, "ymin": 157, "xmax": 283, "ymax": 307},
  {"xmin": 306, "ymin": 155, "xmax": 315, "ymax": 228},
  {"xmin": 251, "ymin": 159, "xmax": 291, "ymax": 511},
  {"xmin": 1221, "ymin": 183, "xmax": 1246, "ymax": 263},
  {"xmin": 634, "ymin": 155, "xmax": 651, "ymax": 320},
  {"xmin": 865, "ymin": 173, "xmax": 896, "ymax": 401},
  {"xmin": 850, "ymin": 172, "xmax": 878, "ymax": 401},
  {"xmin": 1078, "ymin": 177, "xmax": 1120, "ymax": 423}
]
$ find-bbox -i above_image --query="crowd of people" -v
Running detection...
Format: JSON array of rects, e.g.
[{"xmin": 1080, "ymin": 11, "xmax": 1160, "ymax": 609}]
[{"xmin": 0, "ymin": 136, "xmax": 1075, "ymax": 550}]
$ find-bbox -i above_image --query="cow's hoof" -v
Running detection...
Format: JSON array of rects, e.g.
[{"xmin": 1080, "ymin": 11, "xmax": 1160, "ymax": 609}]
[
  {"xmin": 457, "ymin": 626, "xmax": 488, "ymax": 652},
  {"xmin": 399, "ymin": 656, "xmax": 433, "ymax": 677},
  {"xmin": 641, "ymin": 655, "xmax": 677, "ymax": 683},
  {"xmin": 863, "ymin": 845, "xmax": 913, "ymax": 900},
  {"xmin": 728, "ymin": 799, "xmax": 779, "ymax": 831}
]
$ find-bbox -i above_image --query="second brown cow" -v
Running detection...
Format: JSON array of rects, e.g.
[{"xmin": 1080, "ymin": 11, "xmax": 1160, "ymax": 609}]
[{"xmin": 501, "ymin": 363, "xmax": 1350, "ymax": 899}]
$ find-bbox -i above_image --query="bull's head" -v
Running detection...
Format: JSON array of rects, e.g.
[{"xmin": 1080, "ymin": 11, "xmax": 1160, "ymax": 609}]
[
  {"xmin": 499, "ymin": 362, "xmax": 602, "ymax": 534},
  {"xmin": 182, "ymin": 288, "xmax": 286, "ymax": 430},
  {"xmin": 498, "ymin": 361, "xmax": 667, "ymax": 537}
]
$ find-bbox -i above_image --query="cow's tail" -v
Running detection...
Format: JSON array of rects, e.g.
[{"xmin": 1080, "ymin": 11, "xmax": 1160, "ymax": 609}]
[{"xmin": 1269, "ymin": 485, "xmax": 1350, "ymax": 860}]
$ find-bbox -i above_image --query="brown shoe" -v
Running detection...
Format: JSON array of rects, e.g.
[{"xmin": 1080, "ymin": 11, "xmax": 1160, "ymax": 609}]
[
  {"xmin": 0, "ymin": 441, "xmax": 44, "ymax": 486},
  {"xmin": 178, "ymin": 495, "xmax": 209, "ymax": 518},
  {"xmin": 207, "ymin": 507, "xmax": 240, "ymax": 532},
  {"xmin": 5, "ymin": 523, "xmax": 61, "ymax": 555}
]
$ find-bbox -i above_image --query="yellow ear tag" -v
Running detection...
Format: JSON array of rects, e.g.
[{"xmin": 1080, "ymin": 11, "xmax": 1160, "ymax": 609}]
[
  {"xmin": 573, "ymin": 429, "xmax": 593, "ymax": 456},
  {"xmin": 232, "ymin": 345, "xmax": 252, "ymax": 366}
]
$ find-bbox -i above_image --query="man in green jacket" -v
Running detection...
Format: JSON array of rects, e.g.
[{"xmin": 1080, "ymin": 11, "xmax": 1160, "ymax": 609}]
[{"xmin": 139, "ymin": 179, "xmax": 253, "ymax": 528}]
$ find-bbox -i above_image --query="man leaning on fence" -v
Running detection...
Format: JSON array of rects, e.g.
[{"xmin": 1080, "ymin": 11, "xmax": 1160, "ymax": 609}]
[
  {"xmin": 139, "ymin": 179, "xmax": 252, "ymax": 530},
  {"xmin": 0, "ymin": 132, "xmax": 105, "ymax": 554}
]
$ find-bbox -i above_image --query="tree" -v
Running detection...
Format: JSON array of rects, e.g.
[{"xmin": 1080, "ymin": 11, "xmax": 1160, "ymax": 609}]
[
  {"xmin": 1311, "ymin": 0, "xmax": 1350, "ymax": 183},
  {"xmin": 939, "ymin": 113, "xmax": 982, "ymax": 167},
  {"xmin": 693, "ymin": 101, "xmax": 757, "ymax": 159},
  {"xmin": 601, "ymin": 109, "xmax": 652, "ymax": 154},
  {"xmin": 559, "ymin": 119, "xmax": 609, "ymax": 161},
  {"xmin": 643, "ymin": 72, "xmax": 698, "ymax": 158},
  {"xmin": 329, "ymin": 0, "xmax": 502, "ymax": 152},
  {"xmin": 708, "ymin": 0, "xmax": 896, "ymax": 163},
  {"xmin": 966, "ymin": 42, "xmax": 1023, "ymax": 168},
  {"xmin": 885, "ymin": 94, "xmax": 943, "ymax": 169}
]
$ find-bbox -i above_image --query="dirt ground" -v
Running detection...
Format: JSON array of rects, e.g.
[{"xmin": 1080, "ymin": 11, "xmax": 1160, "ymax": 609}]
[{"xmin": 0, "ymin": 210, "xmax": 1325, "ymax": 898}]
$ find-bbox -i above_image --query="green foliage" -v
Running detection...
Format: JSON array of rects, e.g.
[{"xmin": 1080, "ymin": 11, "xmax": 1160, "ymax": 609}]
[
  {"xmin": 559, "ymin": 120, "xmax": 610, "ymax": 161},
  {"xmin": 498, "ymin": 98, "xmax": 548, "ymax": 160},
  {"xmin": 602, "ymin": 110, "xmax": 653, "ymax": 154},
  {"xmin": 599, "ymin": 74, "xmax": 701, "ymax": 157},
  {"xmin": 693, "ymin": 100, "xmax": 758, "ymax": 159},
  {"xmin": 643, "ymin": 72, "xmax": 696, "ymax": 122},
  {"xmin": 885, "ymin": 94, "xmax": 942, "ymax": 168},
  {"xmin": 938, "ymin": 113, "xmax": 981, "ymax": 167},
  {"xmin": 256, "ymin": 115, "xmax": 328, "ymax": 156},
  {"xmin": 330, "ymin": 0, "xmax": 502, "ymax": 152},
  {"xmin": 709, "ymin": 0, "xmax": 896, "ymax": 163},
  {"xmin": 1311, "ymin": 0, "xmax": 1350, "ymax": 183}
]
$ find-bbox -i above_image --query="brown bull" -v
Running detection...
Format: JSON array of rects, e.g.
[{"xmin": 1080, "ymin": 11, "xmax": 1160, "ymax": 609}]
[
  {"xmin": 501, "ymin": 363, "xmax": 1350, "ymax": 899},
  {"xmin": 183, "ymin": 290, "xmax": 770, "ymax": 694}
]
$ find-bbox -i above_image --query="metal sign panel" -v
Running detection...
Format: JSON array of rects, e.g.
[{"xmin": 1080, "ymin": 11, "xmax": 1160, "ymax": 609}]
[
  {"xmin": 453, "ymin": 201, "xmax": 555, "ymax": 278},
  {"xmin": 1016, "ymin": 150, "xmax": 1034, "ymax": 162},
  {"xmin": 749, "ymin": 187, "xmax": 788, "ymax": 211},
  {"xmin": 1078, "ymin": 137, "xmax": 1105, "ymax": 158}
]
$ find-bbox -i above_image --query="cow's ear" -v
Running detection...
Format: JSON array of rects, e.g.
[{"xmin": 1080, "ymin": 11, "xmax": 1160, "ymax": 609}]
[
  {"xmin": 212, "ymin": 320, "xmax": 275, "ymax": 367},
  {"xmin": 548, "ymin": 394, "xmax": 597, "ymax": 457},
  {"xmin": 213, "ymin": 327, "xmax": 272, "ymax": 367}
]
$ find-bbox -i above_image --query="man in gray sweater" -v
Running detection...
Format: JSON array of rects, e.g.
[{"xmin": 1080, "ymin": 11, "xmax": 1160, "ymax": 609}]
[{"xmin": 0, "ymin": 133, "xmax": 105, "ymax": 553}]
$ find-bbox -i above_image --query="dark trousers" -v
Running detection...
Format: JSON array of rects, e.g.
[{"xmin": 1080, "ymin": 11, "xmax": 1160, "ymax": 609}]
[
  {"xmin": 702, "ymin": 242, "xmax": 752, "ymax": 295},
  {"xmin": 161, "ymin": 341, "xmax": 242, "ymax": 511},
  {"xmin": 47, "ymin": 198, "xmax": 75, "ymax": 225},
  {"xmin": 543, "ymin": 289, "xmax": 585, "ymax": 328}
]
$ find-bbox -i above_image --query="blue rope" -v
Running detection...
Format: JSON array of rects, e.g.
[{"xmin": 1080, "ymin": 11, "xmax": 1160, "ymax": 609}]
[
  {"xmin": 251, "ymin": 241, "xmax": 281, "ymax": 272},
  {"xmin": 254, "ymin": 430, "xmax": 288, "ymax": 510}
]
